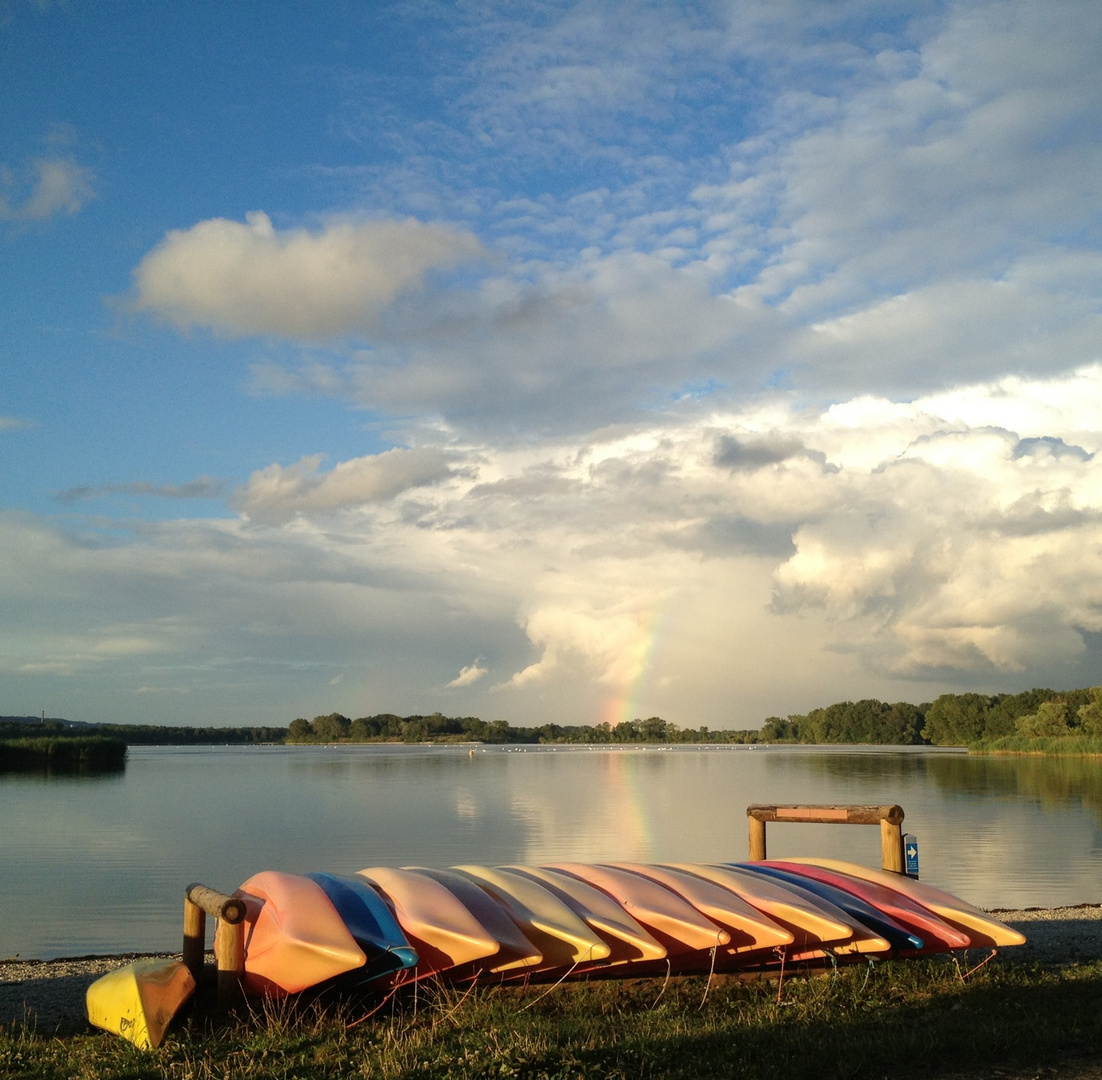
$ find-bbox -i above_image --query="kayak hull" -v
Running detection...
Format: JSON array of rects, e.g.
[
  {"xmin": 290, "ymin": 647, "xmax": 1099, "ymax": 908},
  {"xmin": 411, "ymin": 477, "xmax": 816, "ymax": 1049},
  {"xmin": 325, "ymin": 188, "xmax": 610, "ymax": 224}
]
[
  {"xmin": 86, "ymin": 957, "xmax": 196, "ymax": 1049},
  {"xmin": 232, "ymin": 871, "xmax": 367, "ymax": 996}
]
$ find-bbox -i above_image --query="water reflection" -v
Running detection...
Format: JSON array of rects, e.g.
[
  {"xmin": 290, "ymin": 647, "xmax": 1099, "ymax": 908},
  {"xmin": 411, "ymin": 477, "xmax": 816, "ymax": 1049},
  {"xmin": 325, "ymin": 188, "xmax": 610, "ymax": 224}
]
[
  {"xmin": 2, "ymin": 744, "xmax": 1100, "ymax": 959},
  {"xmin": 763, "ymin": 747, "xmax": 1102, "ymax": 827},
  {"xmin": 926, "ymin": 754, "xmax": 1102, "ymax": 821}
]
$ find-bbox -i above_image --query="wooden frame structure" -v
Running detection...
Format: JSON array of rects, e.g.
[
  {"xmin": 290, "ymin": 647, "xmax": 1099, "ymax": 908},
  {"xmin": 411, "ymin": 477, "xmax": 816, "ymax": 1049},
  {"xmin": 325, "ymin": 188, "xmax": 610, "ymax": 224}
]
[
  {"xmin": 182, "ymin": 882, "xmax": 247, "ymax": 1006},
  {"xmin": 746, "ymin": 803, "xmax": 907, "ymax": 873}
]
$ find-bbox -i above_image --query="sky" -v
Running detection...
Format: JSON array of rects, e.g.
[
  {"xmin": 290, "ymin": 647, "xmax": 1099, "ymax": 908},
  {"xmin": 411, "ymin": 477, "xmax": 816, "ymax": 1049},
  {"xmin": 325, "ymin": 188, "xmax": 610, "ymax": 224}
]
[{"xmin": 3, "ymin": 0, "xmax": 1102, "ymax": 731}]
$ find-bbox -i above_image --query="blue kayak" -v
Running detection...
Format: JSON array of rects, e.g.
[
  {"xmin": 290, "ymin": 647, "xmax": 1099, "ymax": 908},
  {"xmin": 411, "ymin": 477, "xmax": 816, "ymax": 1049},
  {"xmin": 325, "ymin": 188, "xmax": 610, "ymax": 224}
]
[{"xmin": 308, "ymin": 872, "xmax": 419, "ymax": 981}]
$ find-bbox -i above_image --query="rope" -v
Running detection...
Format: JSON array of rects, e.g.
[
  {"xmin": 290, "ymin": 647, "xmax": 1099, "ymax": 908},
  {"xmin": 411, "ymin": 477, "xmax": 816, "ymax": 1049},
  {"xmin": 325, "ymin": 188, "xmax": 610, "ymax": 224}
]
[{"xmin": 698, "ymin": 940, "xmax": 721, "ymax": 1010}]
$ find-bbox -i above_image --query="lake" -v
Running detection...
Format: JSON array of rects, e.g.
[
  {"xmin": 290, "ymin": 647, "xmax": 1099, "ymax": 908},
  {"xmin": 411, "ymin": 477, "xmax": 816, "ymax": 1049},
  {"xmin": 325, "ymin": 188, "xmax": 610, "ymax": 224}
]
[{"xmin": 2, "ymin": 743, "xmax": 1100, "ymax": 960}]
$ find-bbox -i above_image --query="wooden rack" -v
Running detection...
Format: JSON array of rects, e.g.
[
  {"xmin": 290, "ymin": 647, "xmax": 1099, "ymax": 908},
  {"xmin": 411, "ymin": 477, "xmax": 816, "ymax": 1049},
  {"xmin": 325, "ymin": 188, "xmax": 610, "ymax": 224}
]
[
  {"xmin": 746, "ymin": 803, "xmax": 906, "ymax": 872},
  {"xmin": 182, "ymin": 882, "xmax": 247, "ymax": 1005}
]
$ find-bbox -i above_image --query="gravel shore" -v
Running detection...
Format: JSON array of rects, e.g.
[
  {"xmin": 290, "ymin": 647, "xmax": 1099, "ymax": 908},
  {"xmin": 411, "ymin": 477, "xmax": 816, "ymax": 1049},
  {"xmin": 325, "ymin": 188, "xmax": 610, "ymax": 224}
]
[{"xmin": 3, "ymin": 904, "xmax": 1101, "ymax": 1036}]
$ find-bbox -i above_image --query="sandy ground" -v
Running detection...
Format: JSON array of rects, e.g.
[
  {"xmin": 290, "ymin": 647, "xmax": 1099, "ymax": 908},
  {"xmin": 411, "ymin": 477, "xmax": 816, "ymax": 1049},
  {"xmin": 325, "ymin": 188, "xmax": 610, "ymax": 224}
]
[{"xmin": 2, "ymin": 903, "xmax": 1101, "ymax": 1039}]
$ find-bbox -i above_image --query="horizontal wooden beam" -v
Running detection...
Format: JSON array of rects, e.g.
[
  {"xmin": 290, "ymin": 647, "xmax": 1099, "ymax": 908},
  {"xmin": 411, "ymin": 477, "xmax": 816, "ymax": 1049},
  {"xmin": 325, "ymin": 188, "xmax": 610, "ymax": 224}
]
[
  {"xmin": 185, "ymin": 882, "xmax": 246, "ymax": 924},
  {"xmin": 746, "ymin": 804, "xmax": 907, "ymax": 873},
  {"xmin": 747, "ymin": 804, "xmax": 904, "ymax": 826}
]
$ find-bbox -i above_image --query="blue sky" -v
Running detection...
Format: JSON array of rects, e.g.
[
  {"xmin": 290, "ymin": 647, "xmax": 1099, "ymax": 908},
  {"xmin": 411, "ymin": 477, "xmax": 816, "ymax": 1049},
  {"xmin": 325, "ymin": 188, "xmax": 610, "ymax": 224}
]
[{"xmin": 4, "ymin": 0, "xmax": 1102, "ymax": 730}]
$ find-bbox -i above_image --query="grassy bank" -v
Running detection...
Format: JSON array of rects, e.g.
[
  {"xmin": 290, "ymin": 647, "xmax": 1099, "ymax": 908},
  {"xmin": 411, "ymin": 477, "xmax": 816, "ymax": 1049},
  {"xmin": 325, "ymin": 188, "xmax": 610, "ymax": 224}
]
[{"xmin": 4, "ymin": 957, "xmax": 1102, "ymax": 1079}]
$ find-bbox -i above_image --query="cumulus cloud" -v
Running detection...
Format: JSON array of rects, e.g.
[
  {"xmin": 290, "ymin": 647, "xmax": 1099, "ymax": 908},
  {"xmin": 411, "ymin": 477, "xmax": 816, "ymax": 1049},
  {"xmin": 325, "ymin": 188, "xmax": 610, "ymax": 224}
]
[
  {"xmin": 447, "ymin": 660, "xmax": 487, "ymax": 688},
  {"xmin": 119, "ymin": 3, "xmax": 1102, "ymax": 433},
  {"xmin": 768, "ymin": 374, "xmax": 1102, "ymax": 677},
  {"xmin": 233, "ymin": 447, "xmax": 455, "ymax": 523},
  {"xmin": 713, "ymin": 432, "xmax": 826, "ymax": 472},
  {"xmin": 250, "ymin": 252, "xmax": 782, "ymax": 433},
  {"xmin": 10, "ymin": 363, "xmax": 1102, "ymax": 726},
  {"xmin": 131, "ymin": 212, "xmax": 484, "ymax": 339},
  {"xmin": 0, "ymin": 155, "xmax": 95, "ymax": 221},
  {"xmin": 500, "ymin": 605, "xmax": 656, "ymax": 692}
]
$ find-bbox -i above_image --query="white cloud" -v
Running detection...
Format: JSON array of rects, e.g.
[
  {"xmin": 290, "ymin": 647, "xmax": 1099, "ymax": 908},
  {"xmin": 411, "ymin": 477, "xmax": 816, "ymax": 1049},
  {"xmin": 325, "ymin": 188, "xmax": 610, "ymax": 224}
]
[
  {"xmin": 131, "ymin": 212, "xmax": 484, "ymax": 339},
  {"xmin": 233, "ymin": 448, "xmax": 455, "ymax": 523},
  {"xmin": 0, "ymin": 155, "xmax": 95, "ymax": 221},
  {"xmin": 447, "ymin": 660, "xmax": 487, "ymax": 688},
  {"xmin": 9, "ymin": 362, "xmax": 1102, "ymax": 726}
]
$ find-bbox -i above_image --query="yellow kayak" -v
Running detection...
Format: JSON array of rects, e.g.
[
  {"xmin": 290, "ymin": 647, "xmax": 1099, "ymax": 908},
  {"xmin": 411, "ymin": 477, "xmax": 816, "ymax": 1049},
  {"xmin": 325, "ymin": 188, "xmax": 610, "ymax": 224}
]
[
  {"xmin": 86, "ymin": 957, "xmax": 196, "ymax": 1049},
  {"xmin": 506, "ymin": 864, "xmax": 668, "ymax": 964},
  {"xmin": 404, "ymin": 866, "xmax": 544, "ymax": 974},
  {"xmin": 358, "ymin": 866, "xmax": 502, "ymax": 974},
  {"xmin": 451, "ymin": 865, "xmax": 612, "ymax": 968}
]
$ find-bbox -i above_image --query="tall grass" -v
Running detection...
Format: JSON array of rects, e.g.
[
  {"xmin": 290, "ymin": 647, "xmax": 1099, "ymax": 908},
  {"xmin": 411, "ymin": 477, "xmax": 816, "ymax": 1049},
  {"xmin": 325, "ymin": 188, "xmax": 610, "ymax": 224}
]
[
  {"xmin": 0, "ymin": 736, "xmax": 127, "ymax": 773},
  {"xmin": 971, "ymin": 734, "xmax": 1102, "ymax": 755},
  {"xmin": 4, "ymin": 957, "xmax": 1102, "ymax": 1079}
]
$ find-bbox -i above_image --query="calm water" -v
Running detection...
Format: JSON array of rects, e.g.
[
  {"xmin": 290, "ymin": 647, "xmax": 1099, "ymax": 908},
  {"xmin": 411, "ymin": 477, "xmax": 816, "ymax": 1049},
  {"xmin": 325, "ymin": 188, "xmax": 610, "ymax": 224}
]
[{"xmin": 2, "ymin": 744, "xmax": 1100, "ymax": 959}]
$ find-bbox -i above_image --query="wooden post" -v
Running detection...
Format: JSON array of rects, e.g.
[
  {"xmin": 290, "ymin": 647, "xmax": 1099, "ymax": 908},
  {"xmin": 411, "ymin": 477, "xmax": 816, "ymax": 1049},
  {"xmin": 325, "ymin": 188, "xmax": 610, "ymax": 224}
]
[
  {"xmin": 748, "ymin": 815, "xmax": 767, "ymax": 861},
  {"xmin": 183, "ymin": 883, "xmax": 248, "ymax": 1007},
  {"xmin": 182, "ymin": 897, "xmax": 206, "ymax": 980},
  {"xmin": 746, "ymin": 804, "xmax": 907, "ymax": 872},
  {"xmin": 880, "ymin": 817, "xmax": 904, "ymax": 874},
  {"xmin": 215, "ymin": 920, "xmax": 245, "ymax": 1007}
]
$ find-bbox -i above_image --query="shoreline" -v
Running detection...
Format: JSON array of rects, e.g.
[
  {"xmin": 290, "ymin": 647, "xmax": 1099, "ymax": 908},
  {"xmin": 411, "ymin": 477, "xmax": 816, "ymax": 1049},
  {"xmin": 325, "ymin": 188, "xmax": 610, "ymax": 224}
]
[{"xmin": 3, "ymin": 903, "xmax": 1100, "ymax": 1036}]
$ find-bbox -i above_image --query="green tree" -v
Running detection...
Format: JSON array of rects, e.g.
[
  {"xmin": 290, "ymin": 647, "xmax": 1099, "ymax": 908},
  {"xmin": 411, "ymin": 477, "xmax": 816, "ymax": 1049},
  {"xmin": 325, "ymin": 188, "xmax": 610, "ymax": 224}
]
[
  {"xmin": 637, "ymin": 717, "xmax": 668, "ymax": 741},
  {"xmin": 288, "ymin": 718, "xmax": 313, "ymax": 740},
  {"xmin": 1076, "ymin": 687, "xmax": 1102, "ymax": 735},
  {"xmin": 760, "ymin": 716, "xmax": 798, "ymax": 740},
  {"xmin": 921, "ymin": 693, "xmax": 994, "ymax": 745},
  {"xmin": 349, "ymin": 716, "xmax": 379, "ymax": 740},
  {"xmin": 1016, "ymin": 700, "xmax": 1070, "ymax": 737},
  {"xmin": 312, "ymin": 713, "xmax": 350, "ymax": 741}
]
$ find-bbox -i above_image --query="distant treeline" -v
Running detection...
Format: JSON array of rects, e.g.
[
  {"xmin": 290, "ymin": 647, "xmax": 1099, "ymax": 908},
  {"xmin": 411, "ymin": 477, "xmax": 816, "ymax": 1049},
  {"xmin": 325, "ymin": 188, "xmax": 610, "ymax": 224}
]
[
  {"xmin": 761, "ymin": 686, "xmax": 1102, "ymax": 748},
  {"xmin": 287, "ymin": 712, "xmax": 758, "ymax": 745},
  {"xmin": 0, "ymin": 718, "xmax": 286, "ymax": 745},
  {"xmin": 7, "ymin": 685, "xmax": 1102, "ymax": 753}
]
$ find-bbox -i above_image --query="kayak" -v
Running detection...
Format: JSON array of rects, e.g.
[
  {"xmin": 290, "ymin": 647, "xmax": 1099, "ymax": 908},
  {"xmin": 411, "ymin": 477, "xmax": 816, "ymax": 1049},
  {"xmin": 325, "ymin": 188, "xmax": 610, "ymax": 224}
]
[
  {"xmin": 712, "ymin": 865, "xmax": 892, "ymax": 958},
  {"xmin": 609, "ymin": 862, "xmax": 794, "ymax": 955},
  {"xmin": 407, "ymin": 866, "xmax": 544, "ymax": 975},
  {"xmin": 666, "ymin": 863, "xmax": 858, "ymax": 952},
  {"xmin": 87, "ymin": 854, "xmax": 1031, "ymax": 1053},
  {"xmin": 505, "ymin": 864, "xmax": 668, "ymax": 964},
  {"xmin": 782, "ymin": 858, "xmax": 1027, "ymax": 948},
  {"xmin": 451, "ymin": 864, "xmax": 612, "ymax": 968},
  {"xmin": 86, "ymin": 957, "xmax": 196, "ymax": 1049},
  {"xmin": 545, "ymin": 862, "xmax": 731, "ymax": 954},
  {"xmin": 306, "ymin": 872, "xmax": 419, "ymax": 983},
  {"xmin": 735, "ymin": 863, "xmax": 924, "ymax": 952},
  {"xmin": 232, "ymin": 871, "xmax": 367, "ymax": 995},
  {"xmin": 358, "ymin": 866, "xmax": 501, "ymax": 976},
  {"xmin": 756, "ymin": 860, "xmax": 972, "ymax": 952}
]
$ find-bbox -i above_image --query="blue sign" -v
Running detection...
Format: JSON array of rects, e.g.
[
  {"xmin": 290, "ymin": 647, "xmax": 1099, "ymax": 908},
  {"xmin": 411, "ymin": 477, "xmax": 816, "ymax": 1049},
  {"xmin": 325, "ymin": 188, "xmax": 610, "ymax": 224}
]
[{"xmin": 904, "ymin": 833, "xmax": 920, "ymax": 876}]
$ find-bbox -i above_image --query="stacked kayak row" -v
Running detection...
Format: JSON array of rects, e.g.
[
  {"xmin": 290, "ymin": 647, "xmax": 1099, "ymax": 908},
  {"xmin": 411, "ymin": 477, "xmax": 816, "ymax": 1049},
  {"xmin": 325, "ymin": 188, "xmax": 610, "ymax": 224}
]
[
  {"xmin": 229, "ymin": 859, "xmax": 1026, "ymax": 996},
  {"xmin": 87, "ymin": 858, "xmax": 1025, "ymax": 1047}
]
